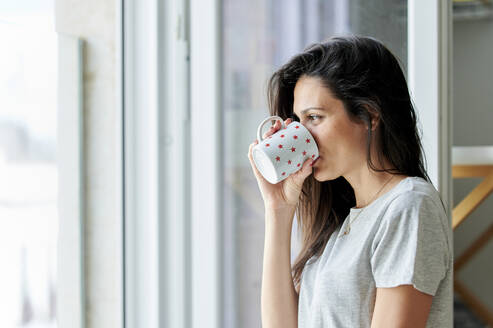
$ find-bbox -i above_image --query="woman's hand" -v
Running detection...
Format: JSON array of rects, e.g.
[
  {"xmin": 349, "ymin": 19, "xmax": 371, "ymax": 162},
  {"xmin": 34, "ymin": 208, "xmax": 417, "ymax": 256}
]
[{"xmin": 247, "ymin": 118, "xmax": 315, "ymax": 211}]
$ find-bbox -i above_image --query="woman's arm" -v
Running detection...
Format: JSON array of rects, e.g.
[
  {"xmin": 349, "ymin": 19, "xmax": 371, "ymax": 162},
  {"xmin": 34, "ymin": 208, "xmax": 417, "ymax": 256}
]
[
  {"xmin": 261, "ymin": 206, "xmax": 299, "ymax": 328},
  {"xmin": 370, "ymin": 285, "xmax": 432, "ymax": 328}
]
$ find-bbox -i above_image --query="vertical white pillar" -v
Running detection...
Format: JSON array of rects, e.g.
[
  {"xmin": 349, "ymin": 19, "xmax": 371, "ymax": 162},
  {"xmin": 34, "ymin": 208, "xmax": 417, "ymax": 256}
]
[
  {"xmin": 57, "ymin": 34, "xmax": 85, "ymax": 328},
  {"xmin": 190, "ymin": 0, "xmax": 222, "ymax": 328},
  {"xmin": 408, "ymin": 0, "xmax": 453, "ymax": 215},
  {"xmin": 123, "ymin": 0, "xmax": 159, "ymax": 326}
]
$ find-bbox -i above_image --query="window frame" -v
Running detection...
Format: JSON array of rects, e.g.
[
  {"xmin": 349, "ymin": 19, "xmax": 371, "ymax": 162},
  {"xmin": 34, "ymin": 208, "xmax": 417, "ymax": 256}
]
[
  {"xmin": 57, "ymin": 34, "xmax": 86, "ymax": 328},
  {"xmin": 408, "ymin": 0, "xmax": 453, "ymax": 216},
  {"xmin": 122, "ymin": 0, "xmax": 194, "ymax": 327}
]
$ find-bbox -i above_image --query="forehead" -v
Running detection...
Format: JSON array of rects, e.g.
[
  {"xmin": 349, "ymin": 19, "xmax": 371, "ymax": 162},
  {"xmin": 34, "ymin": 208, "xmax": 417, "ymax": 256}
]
[{"xmin": 293, "ymin": 76, "xmax": 336, "ymax": 114}]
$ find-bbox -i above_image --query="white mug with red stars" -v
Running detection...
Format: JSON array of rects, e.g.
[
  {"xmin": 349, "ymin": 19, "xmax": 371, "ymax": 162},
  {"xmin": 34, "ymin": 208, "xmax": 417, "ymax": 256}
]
[{"xmin": 252, "ymin": 115, "xmax": 319, "ymax": 184}]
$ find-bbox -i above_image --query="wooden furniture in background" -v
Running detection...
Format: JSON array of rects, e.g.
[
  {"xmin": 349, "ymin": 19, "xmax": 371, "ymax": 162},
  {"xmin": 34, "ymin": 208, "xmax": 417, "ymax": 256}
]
[{"xmin": 452, "ymin": 146, "xmax": 493, "ymax": 327}]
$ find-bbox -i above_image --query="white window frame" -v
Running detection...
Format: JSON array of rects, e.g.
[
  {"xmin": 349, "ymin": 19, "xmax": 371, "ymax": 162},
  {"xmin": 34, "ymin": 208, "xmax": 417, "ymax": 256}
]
[
  {"xmin": 57, "ymin": 34, "xmax": 85, "ymax": 328},
  {"xmin": 408, "ymin": 0, "xmax": 453, "ymax": 216},
  {"xmin": 122, "ymin": 0, "xmax": 160, "ymax": 325},
  {"xmin": 122, "ymin": 0, "xmax": 192, "ymax": 327},
  {"xmin": 190, "ymin": 1, "xmax": 222, "ymax": 328}
]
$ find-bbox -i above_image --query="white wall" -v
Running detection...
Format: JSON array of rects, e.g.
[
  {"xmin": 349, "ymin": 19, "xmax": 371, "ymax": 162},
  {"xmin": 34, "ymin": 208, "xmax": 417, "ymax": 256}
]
[{"xmin": 453, "ymin": 16, "xmax": 493, "ymax": 309}]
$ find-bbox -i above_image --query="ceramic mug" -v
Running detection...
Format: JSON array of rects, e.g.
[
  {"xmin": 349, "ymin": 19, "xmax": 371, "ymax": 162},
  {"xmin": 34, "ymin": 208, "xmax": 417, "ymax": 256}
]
[{"xmin": 252, "ymin": 115, "xmax": 319, "ymax": 184}]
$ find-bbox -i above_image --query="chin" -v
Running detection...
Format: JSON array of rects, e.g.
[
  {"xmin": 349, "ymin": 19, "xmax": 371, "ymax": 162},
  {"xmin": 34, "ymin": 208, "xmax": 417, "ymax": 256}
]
[
  {"xmin": 312, "ymin": 167, "xmax": 338, "ymax": 182},
  {"xmin": 312, "ymin": 168, "xmax": 328, "ymax": 182}
]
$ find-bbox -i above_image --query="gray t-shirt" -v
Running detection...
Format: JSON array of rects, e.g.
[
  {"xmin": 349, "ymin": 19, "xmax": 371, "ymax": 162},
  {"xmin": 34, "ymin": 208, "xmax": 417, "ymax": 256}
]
[{"xmin": 298, "ymin": 176, "xmax": 453, "ymax": 328}]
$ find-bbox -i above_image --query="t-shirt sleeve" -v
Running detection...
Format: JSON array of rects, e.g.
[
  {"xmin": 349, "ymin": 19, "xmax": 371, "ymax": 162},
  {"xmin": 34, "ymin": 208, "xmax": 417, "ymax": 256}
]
[{"xmin": 370, "ymin": 191, "xmax": 450, "ymax": 296}]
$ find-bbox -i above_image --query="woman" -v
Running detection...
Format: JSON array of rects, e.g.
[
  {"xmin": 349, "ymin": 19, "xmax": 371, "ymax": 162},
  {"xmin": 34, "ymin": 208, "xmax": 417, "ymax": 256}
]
[{"xmin": 247, "ymin": 35, "xmax": 452, "ymax": 328}]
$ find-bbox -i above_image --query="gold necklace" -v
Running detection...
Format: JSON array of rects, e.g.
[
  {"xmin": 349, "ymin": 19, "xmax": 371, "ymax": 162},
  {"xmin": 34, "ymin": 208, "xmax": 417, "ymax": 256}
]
[{"xmin": 338, "ymin": 174, "xmax": 395, "ymax": 238}]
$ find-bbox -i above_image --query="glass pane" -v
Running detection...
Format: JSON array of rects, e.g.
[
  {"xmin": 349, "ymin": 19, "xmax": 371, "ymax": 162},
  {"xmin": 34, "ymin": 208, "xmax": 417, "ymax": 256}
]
[
  {"xmin": 0, "ymin": 2, "xmax": 58, "ymax": 328},
  {"xmin": 221, "ymin": 0, "xmax": 407, "ymax": 327}
]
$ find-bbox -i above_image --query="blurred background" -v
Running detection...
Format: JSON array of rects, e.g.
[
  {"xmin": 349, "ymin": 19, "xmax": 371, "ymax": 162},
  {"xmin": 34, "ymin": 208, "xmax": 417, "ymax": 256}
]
[
  {"xmin": 0, "ymin": 1, "xmax": 57, "ymax": 327},
  {"xmin": 1, "ymin": 0, "xmax": 492, "ymax": 327}
]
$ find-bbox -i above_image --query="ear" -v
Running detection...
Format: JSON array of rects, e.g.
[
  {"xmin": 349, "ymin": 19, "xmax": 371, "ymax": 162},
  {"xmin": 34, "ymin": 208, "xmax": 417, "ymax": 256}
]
[{"xmin": 365, "ymin": 106, "xmax": 380, "ymax": 131}]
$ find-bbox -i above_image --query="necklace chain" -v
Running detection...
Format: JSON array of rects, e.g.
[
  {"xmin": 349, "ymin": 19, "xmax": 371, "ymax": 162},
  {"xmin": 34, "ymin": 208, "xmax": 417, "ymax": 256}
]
[{"xmin": 339, "ymin": 174, "xmax": 395, "ymax": 238}]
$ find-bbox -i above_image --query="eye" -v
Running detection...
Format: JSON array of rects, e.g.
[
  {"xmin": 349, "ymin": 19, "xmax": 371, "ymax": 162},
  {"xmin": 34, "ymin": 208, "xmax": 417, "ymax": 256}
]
[{"xmin": 308, "ymin": 114, "xmax": 321, "ymax": 121}]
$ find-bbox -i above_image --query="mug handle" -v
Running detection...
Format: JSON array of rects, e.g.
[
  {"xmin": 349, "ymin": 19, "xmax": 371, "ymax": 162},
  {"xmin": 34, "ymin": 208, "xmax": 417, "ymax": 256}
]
[{"xmin": 256, "ymin": 115, "xmax": 287, "ymax": 142}]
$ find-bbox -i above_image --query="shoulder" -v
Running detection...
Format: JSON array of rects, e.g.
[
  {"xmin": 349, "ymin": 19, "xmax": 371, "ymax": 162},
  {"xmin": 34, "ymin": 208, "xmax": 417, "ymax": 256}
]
[
  {"xmin": 371, "ymin": 176, "xmax": 449, "ymax": 246},
  {"xmin": 370, "ymin": 177, "xmax": 452, "ymax": 286},
  {"xmin": 382, "ymin": 176, "xmax": 446, "ymax": 218}
]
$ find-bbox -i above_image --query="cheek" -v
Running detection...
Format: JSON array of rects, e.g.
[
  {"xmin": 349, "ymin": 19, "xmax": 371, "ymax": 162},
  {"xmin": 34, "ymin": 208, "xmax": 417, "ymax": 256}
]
[
  {"xmin": 310, "ymin": 116, "xmax": 362, "ymax": 148},
  {"xmin": 311, "ymin": 131, "xmax": 328, "ymax": 151},
  {"xmin": 336, "ymin": 120, "xmax": 366, "ymax": 145},
  {"xmin": 314, "ymin": 124, "xmax": 364, "ymax": 157},
  {"xmin": 312, "ymin": 122, "xmax": 344, "ymax": 148}
]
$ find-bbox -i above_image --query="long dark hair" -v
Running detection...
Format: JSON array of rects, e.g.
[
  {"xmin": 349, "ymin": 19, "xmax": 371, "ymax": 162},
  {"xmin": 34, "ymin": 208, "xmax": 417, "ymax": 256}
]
[{"xmin": 266, "ymin": 35, "xmax": 432, "ymax": 293}]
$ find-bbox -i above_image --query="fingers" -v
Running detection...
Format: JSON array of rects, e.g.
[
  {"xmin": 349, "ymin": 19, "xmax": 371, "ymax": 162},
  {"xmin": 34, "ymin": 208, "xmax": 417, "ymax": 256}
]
[
  {"xmin": 264, "ymin": 119, "xmax": 281, "ymax": 138},
  {"xmin": 301, "ymin": 157, "xmax": 314, "ymax": 176},
  {"xmin": 262, "ymin": 118, "xmax": 292, "ymax": 139},
  {"xmin": 262, "ymin": 126, "xmax": 274, "ymax": 139},
  {"xmin": 292, "ymin": 157, "xmax": 314, "ymax": 182},
  {"xmin": 247, "ymin": 139, "xmax": 267, "ymax": 183}
]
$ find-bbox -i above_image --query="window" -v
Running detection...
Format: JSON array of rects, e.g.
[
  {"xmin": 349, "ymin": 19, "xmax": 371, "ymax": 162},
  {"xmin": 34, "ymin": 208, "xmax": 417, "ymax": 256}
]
[{"xmin": 0, "ymin": 2, "xmax": 58, "ymax": 327}]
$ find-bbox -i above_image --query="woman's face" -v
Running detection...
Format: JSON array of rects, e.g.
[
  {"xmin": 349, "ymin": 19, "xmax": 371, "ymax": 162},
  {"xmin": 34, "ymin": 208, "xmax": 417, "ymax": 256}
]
[{"xmin": 292, "ymin": 76, "xmax": 374, "ymax": 182}]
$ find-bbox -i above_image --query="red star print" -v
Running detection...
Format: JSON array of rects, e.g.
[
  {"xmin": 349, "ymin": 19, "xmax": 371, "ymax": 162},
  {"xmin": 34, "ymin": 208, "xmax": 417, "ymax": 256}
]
[
  {"xmin": 276, "ymin": 156, "xmax": 280, "ymax": 161},
  {"xmin": 293, "ymin": 135, "xmax": 298, "ymax": 139},
  {"xmin": 280, "ymin": 134, "xmax": 285, "ymax": 138},
  {"xmin": 282, "ymin": 172, "xmax": 286, "ymax": 176},
  {"xmin": 266, "ymin": 143, "xmax": 270, "ymax": 147},
  {"xmin": 302, "ymin": 151, "xmax": 307, "ymax": 156},
  {"xmin": 297, "ymin": 163, "xmax": 301, "ymax": 167},
  {"xmin": 305, "ymin": 138, "xmax": 310, "ymax": 143},
  {"xmin": 295, "ymin": 125, "xmax": 300, "ymax": 129},
  {"xmin": 291, "ymin": 147, "xmax": 296, "ymax": 152},
  {"xmin": 278, "ymin": 144, "xmax": 283, "ymax": 149},
  {"xmin": 312, "ymin": 154, "xmax": 315, "ymax": 158},
  {"xmin": 288, "ymin": 160, "xmax": 292, "ymax": 164}
]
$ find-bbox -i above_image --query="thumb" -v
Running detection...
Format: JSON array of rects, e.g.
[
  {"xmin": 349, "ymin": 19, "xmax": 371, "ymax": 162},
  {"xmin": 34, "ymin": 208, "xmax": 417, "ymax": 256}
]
[{"xmin": 291, "ymin": 158, "xmax": 314, "ymax": 185}]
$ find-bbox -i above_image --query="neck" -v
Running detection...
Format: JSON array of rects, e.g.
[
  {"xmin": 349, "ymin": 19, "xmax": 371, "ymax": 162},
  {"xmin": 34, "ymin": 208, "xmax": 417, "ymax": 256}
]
[{"xmin": 344, "ymin": 163, "xmax": 405, "ymax": 209}]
